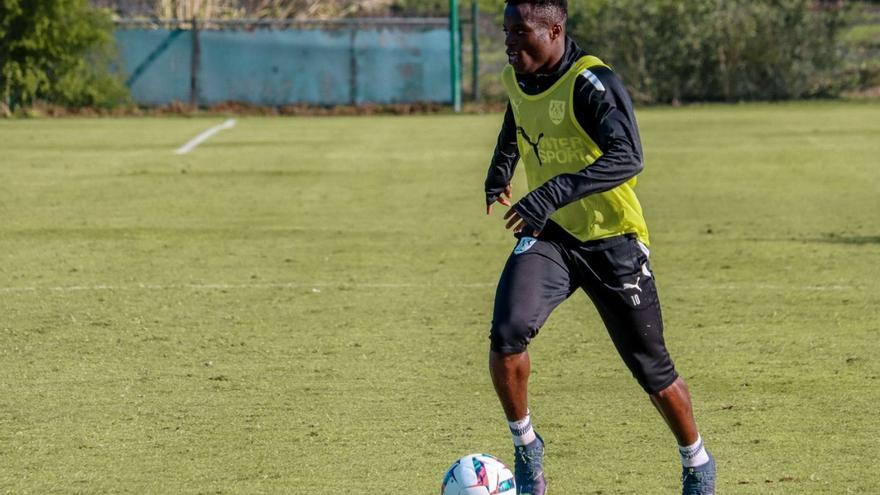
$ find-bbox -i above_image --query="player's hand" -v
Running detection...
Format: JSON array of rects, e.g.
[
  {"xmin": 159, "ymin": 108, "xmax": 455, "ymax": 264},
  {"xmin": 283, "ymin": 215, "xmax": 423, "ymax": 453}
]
[
  {"xmin": 486, "ymin": 184, "xmax": 513, "ymax": 215},
  {"xmin": 503, "ymin": 208, "xmax": 541, "ymax": 237}
]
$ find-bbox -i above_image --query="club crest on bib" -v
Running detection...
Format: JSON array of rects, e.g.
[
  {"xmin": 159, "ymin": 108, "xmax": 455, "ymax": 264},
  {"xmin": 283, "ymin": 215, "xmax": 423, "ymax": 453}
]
[{"xmin": 548, "ymin": 100, "xmax": 566, "ymax": 125}]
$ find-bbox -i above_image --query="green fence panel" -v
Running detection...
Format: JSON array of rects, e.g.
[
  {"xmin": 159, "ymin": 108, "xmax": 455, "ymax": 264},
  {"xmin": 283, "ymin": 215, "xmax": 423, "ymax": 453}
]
[
  {"xmin": 354, "ymin": 28, "xmax": 450, "ymax": 104},
  {"xmin": 199, "ymin": 29, "xmax": 352, "ymax": 105},
  {"xmin": 114, "ymin": 24, "xmax": 452, "ymax": 106},
  {"xmin": 115, "ymin": 29, "xmax": 193, "ymax": 105}
]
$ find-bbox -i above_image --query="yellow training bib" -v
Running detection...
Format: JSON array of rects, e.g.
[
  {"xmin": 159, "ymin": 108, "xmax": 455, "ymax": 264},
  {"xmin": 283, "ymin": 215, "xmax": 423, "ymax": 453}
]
[{"xmin": 502, "ymin": 56, "xmax": 650, "ymax": 245}]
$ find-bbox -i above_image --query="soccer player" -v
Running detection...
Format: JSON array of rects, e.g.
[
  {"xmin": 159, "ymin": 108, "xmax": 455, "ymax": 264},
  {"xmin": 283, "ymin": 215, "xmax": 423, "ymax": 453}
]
[{"xmin": 484, "ymin": 1, "xmax": 716, "ymax": 494}]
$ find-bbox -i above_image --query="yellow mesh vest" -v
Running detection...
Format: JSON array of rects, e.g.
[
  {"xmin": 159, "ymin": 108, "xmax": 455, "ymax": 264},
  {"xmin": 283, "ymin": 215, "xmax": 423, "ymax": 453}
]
[{"xmin": 502, "ymin": 56, "xmax": 650, "ymax": 245}]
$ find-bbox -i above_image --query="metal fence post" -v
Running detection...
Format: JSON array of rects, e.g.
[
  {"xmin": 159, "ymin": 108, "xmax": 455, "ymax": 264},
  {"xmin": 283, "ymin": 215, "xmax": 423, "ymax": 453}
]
[
  {"xmin": 471, "ymin": 0, "xmax": 479, "ymax": 102},
  {"xmin": 449, "ymin": 0, "xmax": 462, "ymax": 112},
  {"xmin": 190, "ymin": 17, "xmax": 200, "ymax": 108},
  {"xmin": 350, "ymin": 27, "xmax": 358, "ymax": 105}
]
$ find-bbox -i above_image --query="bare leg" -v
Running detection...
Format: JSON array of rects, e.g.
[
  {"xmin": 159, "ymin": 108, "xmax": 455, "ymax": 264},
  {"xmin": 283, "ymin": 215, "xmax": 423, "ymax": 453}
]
[
  {"xmin": 650, "ymin": 376, "xmax": 700, "ymax": 446},
  {"xmin": 489, "ymin": 350, "xmax": 531, "ymax": 421}
]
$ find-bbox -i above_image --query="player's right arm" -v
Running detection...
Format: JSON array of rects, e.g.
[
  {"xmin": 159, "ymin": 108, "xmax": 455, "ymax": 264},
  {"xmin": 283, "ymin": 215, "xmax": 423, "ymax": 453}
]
[{"xmin": 485, "ymin": 103, "xmax": 520, "ymax": 214}]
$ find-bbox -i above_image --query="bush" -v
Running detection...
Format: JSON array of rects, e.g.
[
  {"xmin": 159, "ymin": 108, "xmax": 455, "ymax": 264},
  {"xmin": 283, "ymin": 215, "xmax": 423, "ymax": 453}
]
[
  {"xmin": 0, "ymin": 0, "xmax": 130, "ymax": 109},
  {"xmin": 567, "ymin": 0, "xmax": 845, "ymax": 103}
]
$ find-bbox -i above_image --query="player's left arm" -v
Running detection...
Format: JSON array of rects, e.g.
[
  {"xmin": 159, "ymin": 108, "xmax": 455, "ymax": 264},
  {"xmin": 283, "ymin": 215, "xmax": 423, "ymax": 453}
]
[{"xmin": 505, "ymin": 67, "xmax": 644, "ymax": 234}]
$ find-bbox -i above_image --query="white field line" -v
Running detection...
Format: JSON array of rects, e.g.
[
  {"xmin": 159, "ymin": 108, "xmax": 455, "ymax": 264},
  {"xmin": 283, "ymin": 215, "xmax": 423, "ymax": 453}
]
[
  {"xmin": 0, "ymin": 282, "xmax": 494, "ymax": 293},
  {"xmin": 0, "ymin": 282, "xmax": 857, "ymax": 293},
  {"xmin": 175, "ymin": 119, "xmax": 237, "ymax": 155}
]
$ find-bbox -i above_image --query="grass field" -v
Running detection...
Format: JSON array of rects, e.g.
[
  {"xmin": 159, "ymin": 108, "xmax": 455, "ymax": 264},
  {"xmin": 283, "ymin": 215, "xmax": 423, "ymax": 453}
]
[{"xmin": 1, "ymin": 101, "xmax": 879, "ymax": 494}]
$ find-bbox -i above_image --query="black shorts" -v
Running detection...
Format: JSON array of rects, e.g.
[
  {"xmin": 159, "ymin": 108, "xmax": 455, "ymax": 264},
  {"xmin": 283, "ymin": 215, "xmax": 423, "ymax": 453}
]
[{"xmin": 489, "ymin": 223, "xmax": 678, "ymax": 395}]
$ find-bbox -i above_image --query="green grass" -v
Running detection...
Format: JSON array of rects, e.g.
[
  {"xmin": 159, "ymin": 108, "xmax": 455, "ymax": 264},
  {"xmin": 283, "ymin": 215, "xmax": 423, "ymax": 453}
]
[
  {"xmin": 841, "ymin": 22, "xmax": 880, "ymax": 47},
  {"xmin": 1, "ymin": 101, "xmax": 879, "ymax": 494}
]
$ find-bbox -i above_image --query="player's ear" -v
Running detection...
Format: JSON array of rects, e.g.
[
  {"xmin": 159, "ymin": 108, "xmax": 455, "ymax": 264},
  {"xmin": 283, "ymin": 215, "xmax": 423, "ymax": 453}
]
[{"xmin": 549, "ymin": 23, "xmax": 563, "ymax": 41}]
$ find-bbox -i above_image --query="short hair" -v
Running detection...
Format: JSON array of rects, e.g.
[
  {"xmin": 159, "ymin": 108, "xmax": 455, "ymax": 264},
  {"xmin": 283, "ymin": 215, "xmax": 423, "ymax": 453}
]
[{"xmin": 505, "ymin": 0, "xmax": 567, "ymax": 25}]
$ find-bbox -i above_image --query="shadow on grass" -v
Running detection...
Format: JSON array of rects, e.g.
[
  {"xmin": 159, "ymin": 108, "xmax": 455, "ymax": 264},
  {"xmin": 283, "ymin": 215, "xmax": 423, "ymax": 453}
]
[
  {"xmin": 815, "ymin": 234, "xmax": 880, "ymax": 245},
  {"xmin": 743, "ymin": 234, "xmax": 880, "ymax": 245}
]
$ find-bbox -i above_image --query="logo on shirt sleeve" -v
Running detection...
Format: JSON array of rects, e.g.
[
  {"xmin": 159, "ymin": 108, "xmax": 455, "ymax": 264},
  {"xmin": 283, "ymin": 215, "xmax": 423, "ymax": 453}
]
[{"xmin": 580, "ymin": 69, "xmax": 606, "ymax": 92}]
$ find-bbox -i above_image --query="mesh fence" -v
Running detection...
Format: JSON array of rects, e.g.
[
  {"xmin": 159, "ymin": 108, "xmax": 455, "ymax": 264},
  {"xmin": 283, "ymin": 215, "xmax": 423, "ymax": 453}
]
[{"xmin": 115, "ymin": 18, "xmax": 452, "ymax": 106}]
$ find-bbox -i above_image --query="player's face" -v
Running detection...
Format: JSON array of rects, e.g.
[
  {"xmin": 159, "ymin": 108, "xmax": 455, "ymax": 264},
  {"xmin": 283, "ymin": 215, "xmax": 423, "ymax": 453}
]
[{"xmin": 503, "ymin": 4, "xmax": 561, "ymax": 74}]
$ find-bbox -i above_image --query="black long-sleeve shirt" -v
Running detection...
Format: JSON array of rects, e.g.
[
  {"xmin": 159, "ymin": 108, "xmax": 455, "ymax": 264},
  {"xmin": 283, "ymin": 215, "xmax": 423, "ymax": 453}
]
[{"xmin": 486, "ymin": 37, "xmax": 645, "ymax": 238}]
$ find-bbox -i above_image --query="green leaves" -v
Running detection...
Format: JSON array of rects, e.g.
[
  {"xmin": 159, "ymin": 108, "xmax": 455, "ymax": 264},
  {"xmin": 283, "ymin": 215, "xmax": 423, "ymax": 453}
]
[
  {"xmin": 569, "ymin": 0, "xmax": 844, "ymax": 103},
  {"xmin": 0, "ymin": 0, "xmax": 129, "ymax": 108}
]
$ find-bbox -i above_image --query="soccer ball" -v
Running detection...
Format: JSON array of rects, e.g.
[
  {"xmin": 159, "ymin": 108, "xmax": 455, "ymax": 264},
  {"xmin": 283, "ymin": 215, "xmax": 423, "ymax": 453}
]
[{"xmin": 441, "ymin": 453, "xmax": 516, "ymax": 495}]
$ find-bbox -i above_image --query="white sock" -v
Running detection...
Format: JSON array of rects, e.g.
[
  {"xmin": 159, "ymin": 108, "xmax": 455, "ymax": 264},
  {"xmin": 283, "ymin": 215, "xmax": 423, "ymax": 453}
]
[
  {"xmin": 508, "ymin": 411, "xmax": 537, "ymax": 446},
  {"xmin": 679, "ymin": 435, "xmax": 710, "ymax": 467}
]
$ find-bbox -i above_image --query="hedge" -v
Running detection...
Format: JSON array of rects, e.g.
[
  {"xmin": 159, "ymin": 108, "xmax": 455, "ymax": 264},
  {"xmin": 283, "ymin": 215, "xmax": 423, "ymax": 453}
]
[{"xmin": 568, "ymin": 0, "xmax": 845, "ymax": 103}]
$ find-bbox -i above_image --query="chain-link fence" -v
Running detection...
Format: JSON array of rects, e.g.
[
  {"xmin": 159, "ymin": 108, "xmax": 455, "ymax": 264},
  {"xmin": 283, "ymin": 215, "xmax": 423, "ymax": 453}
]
[{"xmin": 115, "ymin": 18, "xmax": 454, "ymax": 106}]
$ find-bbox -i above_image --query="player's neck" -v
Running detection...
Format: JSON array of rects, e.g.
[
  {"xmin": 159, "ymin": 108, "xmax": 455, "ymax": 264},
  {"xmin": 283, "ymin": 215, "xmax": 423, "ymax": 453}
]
[{"xmin": 535, "ymin": 40, "xmax": 567, "ymax": 75}]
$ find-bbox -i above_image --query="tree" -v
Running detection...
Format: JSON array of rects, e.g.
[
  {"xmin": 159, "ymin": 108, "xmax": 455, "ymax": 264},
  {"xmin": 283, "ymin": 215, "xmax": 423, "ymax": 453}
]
[{"xmin": 0, "ymin": 0, "xmax": 129, "ymax": 109}]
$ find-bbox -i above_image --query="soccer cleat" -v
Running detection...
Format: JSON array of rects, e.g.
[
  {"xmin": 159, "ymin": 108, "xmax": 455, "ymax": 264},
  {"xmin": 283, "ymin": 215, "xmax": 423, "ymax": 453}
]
[
  {"xmin": 513, "ymin": 433, "xmax": 547, "ymax": 495},
  {"xmin": 682, "ymin": 452, "xmax": 716, "ymax": 495}
]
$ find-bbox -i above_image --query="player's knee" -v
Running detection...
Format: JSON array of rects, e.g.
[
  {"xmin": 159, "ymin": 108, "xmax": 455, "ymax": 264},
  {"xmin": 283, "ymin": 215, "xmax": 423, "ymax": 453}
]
[
  {"xmin": 633, "ymin": 359, "xmax": 679, "ymax": 395},
  {"xmin": 489, "ymin": 317, "xmax": 537, "ymax": 354}
]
